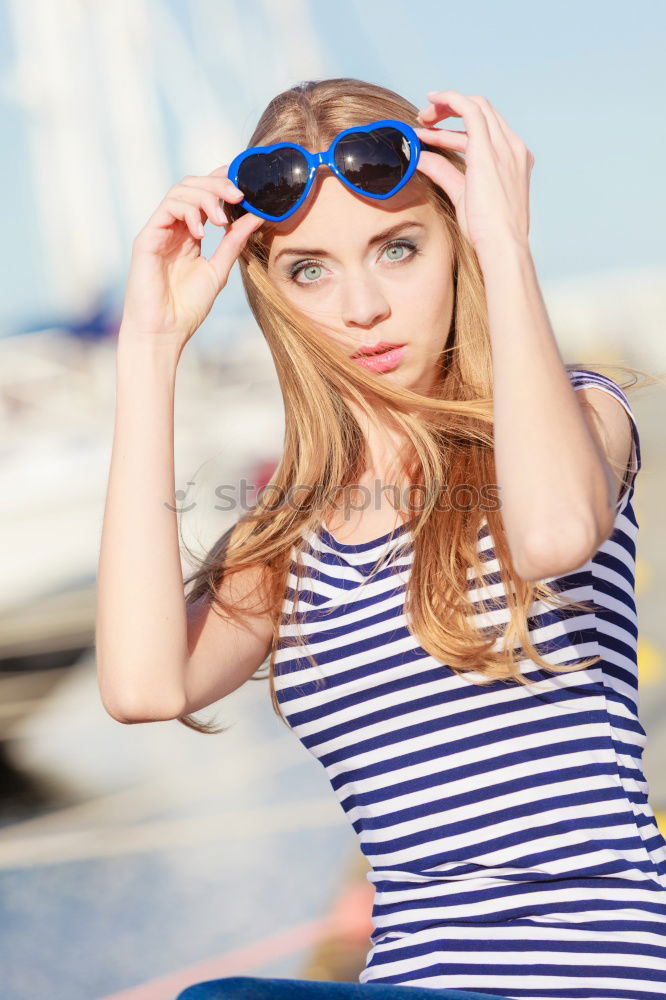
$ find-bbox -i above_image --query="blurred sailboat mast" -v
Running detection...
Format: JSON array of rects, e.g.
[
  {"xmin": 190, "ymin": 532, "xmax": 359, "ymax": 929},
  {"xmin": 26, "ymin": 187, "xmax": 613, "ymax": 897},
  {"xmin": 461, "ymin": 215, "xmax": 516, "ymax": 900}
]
[{"xmin": 0, "ymin": 0, "xmax": 327, "ymax": 320}]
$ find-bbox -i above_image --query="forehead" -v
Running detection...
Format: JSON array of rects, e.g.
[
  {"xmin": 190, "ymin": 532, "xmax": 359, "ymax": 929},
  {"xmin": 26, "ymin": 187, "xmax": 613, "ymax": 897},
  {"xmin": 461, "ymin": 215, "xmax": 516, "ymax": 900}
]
[{"xmin": 265, "ymin": 171, "xmax": 433, "ymax": 258}]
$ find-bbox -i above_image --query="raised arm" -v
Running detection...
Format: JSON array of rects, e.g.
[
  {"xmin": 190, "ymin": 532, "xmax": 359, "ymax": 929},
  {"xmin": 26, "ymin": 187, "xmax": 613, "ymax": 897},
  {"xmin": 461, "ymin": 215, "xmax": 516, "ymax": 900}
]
[{"xmin": 95, "ymin": 164, "xmax": 266, "ymax": 723}]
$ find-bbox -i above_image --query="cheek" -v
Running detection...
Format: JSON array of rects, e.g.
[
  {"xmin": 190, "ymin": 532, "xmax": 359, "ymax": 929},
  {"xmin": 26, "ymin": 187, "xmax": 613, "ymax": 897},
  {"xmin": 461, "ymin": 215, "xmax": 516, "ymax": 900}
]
[
  {"xmin": 402, "ymin": 258, "xmax": 452, "ymax": 314},
  {"xmin": 275, "ymin": 279, "xmax": 326, "ymax": 321},
  {"xmin": 404, "ymin": 261, "xmax": 454, "ymax": 348},
  {"xmin": 280, "ymin": 289, "xmax": 346, "ymax": 343}
]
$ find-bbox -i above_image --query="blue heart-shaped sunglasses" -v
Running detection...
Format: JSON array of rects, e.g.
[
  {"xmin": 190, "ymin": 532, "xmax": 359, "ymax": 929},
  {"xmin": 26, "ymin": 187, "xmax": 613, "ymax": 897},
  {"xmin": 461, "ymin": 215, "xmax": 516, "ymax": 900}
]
[{"xmin": 224, "ymin": 119, "xmax": 421, "ymax": 224}]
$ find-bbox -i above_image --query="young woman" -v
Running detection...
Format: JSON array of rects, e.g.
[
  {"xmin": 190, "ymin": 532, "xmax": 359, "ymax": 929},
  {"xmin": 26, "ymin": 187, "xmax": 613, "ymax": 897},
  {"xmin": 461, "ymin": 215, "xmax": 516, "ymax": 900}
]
[{"xmin": 96, "ymin": 77, "xmax": 665, "ymax": 1000}]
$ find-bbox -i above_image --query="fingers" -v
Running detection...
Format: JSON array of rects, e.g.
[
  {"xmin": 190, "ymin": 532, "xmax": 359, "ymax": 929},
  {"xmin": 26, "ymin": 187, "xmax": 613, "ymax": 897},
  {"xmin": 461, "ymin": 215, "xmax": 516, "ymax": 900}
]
[
  {"xmin": 467, "ymin": 96, "xmax": 513, "ymax": 157},
  {"xmin": 416, "ymin": 90, "xmax": 495, "ymax": 161},
  {"xmin": 172, "ymin": 171, "xmax": 245, "ymax": 236},
  {"xmin": 418, "ymin": 90, "xmax": 528, "ymax": 163},
  {"xmin": 467, "ymin": 97, "xmax": 534, "ymax": 169},
  {"xmin": 486, "ymin": 103, "xmax": 535, "ymax": 166},
  {"xmin": 207, "ymin": 210, "xmax": 264, "ymax": 287},
  {"xmin": 413, "ymin": 124, "xmax": 468, "ymax": 154},
  {"xmin": 414, "ymin": 149, "xmax": 466, "ymax": 207},
  {"xmin": 181, "ymin": 166, "xmax": 245, "ymax": 209},
  {"xmin": 150, "ymin": 168, "xmax": 246, "ymax": 242},
  {"xmin": 418, "ymin": 90, "xmax": 475, "ymax": 126}
]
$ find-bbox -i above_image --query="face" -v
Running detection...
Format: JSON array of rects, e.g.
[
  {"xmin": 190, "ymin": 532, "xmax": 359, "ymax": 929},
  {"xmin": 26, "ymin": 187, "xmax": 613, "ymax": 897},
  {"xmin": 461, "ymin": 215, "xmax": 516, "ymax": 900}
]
[{"xmin": 265, "ymin": 170, "xmax": 455, "ymax": 396}]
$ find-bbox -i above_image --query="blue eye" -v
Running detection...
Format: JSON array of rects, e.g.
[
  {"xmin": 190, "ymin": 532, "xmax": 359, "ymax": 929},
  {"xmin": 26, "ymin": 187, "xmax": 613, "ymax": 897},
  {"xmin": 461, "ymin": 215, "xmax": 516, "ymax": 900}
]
[
  {"xmin": 385, "ymin": 243, "xmax": 409, "ymax": 261},
  {"xmin": 288, "ymin": 238, "xmax": 419, "ymax": 287},
  {"xmin": 295, "ymin": 263, "xmax": 323, "ymax": 284}
]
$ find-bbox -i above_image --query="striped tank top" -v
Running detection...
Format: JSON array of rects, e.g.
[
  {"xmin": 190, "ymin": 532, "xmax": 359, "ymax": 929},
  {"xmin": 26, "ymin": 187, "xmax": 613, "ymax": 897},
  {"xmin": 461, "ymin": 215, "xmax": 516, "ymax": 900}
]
[{"xmin": 274, "ymin": 368, "xmax": 666, "ymax": 999}]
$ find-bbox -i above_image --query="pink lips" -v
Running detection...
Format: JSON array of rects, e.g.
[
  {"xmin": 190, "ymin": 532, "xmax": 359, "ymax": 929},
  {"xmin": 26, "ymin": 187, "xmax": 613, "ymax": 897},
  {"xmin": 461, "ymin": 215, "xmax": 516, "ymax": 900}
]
[{"xmin": 352, "ymin": 344, "xmax": 407, "ymax": 372}]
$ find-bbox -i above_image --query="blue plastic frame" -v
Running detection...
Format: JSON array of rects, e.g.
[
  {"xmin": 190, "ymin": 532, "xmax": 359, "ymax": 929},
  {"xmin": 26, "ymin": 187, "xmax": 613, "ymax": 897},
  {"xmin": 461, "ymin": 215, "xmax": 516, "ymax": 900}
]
[{"xmin": 227, "ymin": 119, "xmax": 422, "ymax": 223}]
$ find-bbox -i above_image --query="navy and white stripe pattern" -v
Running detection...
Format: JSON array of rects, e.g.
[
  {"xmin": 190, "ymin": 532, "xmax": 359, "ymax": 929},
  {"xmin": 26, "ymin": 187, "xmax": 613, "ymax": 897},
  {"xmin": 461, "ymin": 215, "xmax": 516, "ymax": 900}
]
[{"xmin": 275, "ymin": 369, "xmax": 666, "ymax": 998}]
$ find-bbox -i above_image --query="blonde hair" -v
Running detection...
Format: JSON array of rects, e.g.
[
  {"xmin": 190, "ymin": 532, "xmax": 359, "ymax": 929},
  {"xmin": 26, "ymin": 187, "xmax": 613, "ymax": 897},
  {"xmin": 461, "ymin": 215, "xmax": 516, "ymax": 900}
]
[{"xmin": 179, "ymin": 77, "xmax": 658, "ymax": 735}]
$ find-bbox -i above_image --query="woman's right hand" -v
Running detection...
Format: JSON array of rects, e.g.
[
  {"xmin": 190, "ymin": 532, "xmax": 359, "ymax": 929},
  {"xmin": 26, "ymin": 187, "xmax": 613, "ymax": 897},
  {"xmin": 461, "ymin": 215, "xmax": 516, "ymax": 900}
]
[{"xmin": 120, "ymin": 165, "xmax": 265, "ymax": 350}]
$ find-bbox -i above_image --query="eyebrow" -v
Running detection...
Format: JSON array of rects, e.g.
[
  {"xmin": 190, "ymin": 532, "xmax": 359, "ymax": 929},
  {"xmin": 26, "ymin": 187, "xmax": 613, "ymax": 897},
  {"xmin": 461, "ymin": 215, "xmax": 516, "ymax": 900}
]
[{"xmin": 273, "ymin": 220, "xmax": 426, "ymax": 264}]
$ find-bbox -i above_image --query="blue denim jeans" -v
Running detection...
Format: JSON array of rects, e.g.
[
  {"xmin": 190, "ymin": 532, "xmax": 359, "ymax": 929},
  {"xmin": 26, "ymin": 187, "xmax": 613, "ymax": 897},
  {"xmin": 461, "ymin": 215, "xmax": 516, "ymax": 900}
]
[{"xmin": 174, "ymin": 976, "xmax": 512, "ymax": 999}]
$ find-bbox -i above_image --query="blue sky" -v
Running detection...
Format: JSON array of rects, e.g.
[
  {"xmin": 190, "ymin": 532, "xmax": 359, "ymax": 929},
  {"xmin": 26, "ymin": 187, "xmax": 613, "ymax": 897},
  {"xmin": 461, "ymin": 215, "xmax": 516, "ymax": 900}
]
[{"xmin": 0, "ymin": 0, "xmax": 664, "ymax": 333}]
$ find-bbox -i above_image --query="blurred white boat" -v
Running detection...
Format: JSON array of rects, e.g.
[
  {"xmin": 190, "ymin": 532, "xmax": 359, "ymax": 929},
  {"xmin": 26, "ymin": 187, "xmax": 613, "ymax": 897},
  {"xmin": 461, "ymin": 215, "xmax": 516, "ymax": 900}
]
[{"xmin": 0, "ymin": 321, "xmax": 284, "ymax": 735}]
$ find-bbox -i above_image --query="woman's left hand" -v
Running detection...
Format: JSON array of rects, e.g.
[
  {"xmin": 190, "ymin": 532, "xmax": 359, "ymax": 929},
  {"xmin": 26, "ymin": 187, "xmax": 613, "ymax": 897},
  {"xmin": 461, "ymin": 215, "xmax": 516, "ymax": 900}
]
[{"xmin": 413, "ymin": 89, "xmax": 535, "ymax": 259}]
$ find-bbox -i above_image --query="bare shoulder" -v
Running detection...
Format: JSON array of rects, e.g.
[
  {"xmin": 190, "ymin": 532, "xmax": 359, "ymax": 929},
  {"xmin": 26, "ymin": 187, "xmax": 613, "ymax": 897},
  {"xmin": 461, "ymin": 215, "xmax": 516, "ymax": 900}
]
[{"xmin": 574, "ymin": 382, "xmax": 635, "ymax": 507}]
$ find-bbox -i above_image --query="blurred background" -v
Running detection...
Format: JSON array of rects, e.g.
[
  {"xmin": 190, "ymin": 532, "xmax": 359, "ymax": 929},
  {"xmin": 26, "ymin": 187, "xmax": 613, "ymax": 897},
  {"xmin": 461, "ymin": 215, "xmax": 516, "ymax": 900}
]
[{"xmin": 0, "ymin": 0, "xmax": 665, "ymax": 997}]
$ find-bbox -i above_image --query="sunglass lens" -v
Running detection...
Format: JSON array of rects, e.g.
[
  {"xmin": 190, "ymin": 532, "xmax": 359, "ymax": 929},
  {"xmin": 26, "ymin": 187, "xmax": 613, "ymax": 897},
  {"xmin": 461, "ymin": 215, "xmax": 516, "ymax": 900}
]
[
  {"xmin": 334, "ymin": 127, "xmax": 412, "ymax": 196},
  {"xmin": 229, "ymin": 147, "xmax": 309, "ymax": 220}
]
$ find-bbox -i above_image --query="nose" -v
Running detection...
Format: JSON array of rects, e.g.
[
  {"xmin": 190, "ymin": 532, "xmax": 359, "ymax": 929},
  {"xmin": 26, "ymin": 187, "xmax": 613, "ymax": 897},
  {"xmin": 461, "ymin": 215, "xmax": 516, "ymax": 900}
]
[{"xmin": 340, "ymin": 273, "xmax": 391, "ymax": 330}]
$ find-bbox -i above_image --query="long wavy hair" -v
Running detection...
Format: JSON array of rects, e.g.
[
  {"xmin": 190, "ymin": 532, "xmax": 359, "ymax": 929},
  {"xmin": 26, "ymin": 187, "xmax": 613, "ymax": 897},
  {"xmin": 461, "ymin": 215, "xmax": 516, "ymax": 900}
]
[{"xmin": 179, "ymin": 76, "xmax": 657, "ymax": 735}]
